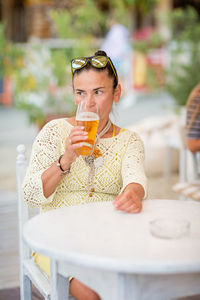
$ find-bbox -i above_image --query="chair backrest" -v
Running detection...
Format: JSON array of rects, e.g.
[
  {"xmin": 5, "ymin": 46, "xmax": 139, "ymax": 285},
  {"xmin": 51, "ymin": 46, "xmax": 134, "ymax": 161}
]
[
  {"xmin": 16, "ymin": 145, "xmax": 29, "ymax": 250},
  {"xmin": 16, "ymin": 143, "xmax": 39, "ymax": 239},
  {"xmin": 16, "ymin": 145, "xmax": 73, "ymax": 300},
  {"xmin": 16, "ymin": 144, "xmax": 32, "ymax": 296}
]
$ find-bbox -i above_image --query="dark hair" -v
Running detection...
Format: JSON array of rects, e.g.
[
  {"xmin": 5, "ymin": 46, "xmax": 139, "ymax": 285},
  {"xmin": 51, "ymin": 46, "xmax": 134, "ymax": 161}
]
[{"xmin": 72, "ymin": 50, "xmax": 118, "ymax": 88}]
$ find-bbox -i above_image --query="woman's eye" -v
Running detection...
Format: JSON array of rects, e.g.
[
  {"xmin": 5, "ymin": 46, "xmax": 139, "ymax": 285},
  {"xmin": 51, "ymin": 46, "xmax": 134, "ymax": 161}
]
[
  {"xmin": 76, "ymin": 91, "xmax": 84, "ymax": 96},
  {"xmin": 95, "ymin": 90, "xmax": 102, "ymax": 95}
]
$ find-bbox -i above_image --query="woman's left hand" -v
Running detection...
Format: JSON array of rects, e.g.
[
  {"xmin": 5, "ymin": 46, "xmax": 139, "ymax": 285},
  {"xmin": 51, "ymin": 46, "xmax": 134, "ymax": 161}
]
[{"xmin": 113, "ymin": 185, "xmax": 143, "ymax": 213}]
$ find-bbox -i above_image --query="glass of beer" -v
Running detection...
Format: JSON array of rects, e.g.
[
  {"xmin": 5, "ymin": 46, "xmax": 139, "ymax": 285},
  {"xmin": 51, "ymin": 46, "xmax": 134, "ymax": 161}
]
[{"xmin": 75, "ymin": 100, "xmax": 99, "ymax": 156}]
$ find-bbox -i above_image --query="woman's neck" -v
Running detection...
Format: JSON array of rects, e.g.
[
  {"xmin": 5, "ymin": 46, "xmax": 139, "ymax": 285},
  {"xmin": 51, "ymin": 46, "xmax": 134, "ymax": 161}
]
[
  {"xmin": 98, "ymin": 120, "xmax": 112, "ymax": 137},
  {"xmin": 98, "ymin": 120, "xmax": 108, "ymax": 133}
]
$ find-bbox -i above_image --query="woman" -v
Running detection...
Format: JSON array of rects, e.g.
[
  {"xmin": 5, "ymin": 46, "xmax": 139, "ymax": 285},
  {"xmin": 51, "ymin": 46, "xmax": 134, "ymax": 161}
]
[
  {"xmin": 186, "ymin": 83, "xmax": 200, "ymax": 153},
  {"xmin": 23, "ymin": 50, "xmax": 147, "ymax": 300}
]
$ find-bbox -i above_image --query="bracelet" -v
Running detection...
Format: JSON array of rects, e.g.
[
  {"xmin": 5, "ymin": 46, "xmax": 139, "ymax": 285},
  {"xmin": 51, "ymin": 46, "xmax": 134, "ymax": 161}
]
[{"xmin": 57, "ymin": 155, "xmax": 70, "ymax": 175}]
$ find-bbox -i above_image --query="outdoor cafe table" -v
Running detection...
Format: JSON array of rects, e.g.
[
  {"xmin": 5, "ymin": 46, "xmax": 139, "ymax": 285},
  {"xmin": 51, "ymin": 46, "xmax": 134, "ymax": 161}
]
[{"xmin": 23, "ymin": 199, "xmax": 200, "ymax": 300}]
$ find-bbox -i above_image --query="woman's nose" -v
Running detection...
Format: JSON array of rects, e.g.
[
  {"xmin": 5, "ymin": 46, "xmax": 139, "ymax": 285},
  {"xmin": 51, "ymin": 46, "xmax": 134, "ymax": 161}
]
[{"xmin": 86, "ymin": 95, "xmax": 95, "ymax": 108}]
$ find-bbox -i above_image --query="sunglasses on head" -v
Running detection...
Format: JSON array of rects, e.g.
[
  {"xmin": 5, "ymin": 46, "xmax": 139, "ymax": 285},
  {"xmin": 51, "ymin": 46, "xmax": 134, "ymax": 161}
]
[{"xmin": 70, "ymin": 55, "xmax": 118, "ymax": 84}]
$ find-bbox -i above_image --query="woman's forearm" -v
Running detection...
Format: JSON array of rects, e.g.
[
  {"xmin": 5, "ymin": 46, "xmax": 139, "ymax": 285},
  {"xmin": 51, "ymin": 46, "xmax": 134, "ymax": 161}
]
[
  {"xmin": 187, "ymin": 139, "xmax": 200, "ymax": 153},
  {"xmin": 41, "ymin": 124, "xmax": 88, "ymax": 199},
  {"xmin": 41, "ymin": 155, "xmax": 72, "ymax": 198}
]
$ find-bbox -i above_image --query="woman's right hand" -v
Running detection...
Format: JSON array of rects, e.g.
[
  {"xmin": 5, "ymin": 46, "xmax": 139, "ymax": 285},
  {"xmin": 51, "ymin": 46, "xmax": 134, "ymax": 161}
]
[{"xmin": 61, "ymin": 126, "xmax": 88, "ymax": 169}]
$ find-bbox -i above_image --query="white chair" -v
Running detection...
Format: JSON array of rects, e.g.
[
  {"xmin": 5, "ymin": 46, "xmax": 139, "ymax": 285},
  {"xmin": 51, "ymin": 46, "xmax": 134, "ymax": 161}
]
[
  {"xmin": 173, "ymin": 108, "xmax": 199, "ymax": 182},
  {"xmin": 173, "ymin": 150, "xmax": 200, "ymax": 201},
  {"xmin": 16, "ymin": 144, "xmax": 74, "ymax": 300},
  {"xmin": 16, "ymin": 144, "xmax": 51, "ymax": 300},
  {"xmin": 172, "ymin": 125, "xmax": 200, "ymax": 201}
]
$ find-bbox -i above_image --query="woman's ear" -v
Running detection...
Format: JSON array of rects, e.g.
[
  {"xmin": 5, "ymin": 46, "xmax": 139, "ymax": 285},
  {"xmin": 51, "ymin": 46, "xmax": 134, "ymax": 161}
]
[{"xmin": 114, "ymin": 84, "xmax": 121, "ymax": 103}]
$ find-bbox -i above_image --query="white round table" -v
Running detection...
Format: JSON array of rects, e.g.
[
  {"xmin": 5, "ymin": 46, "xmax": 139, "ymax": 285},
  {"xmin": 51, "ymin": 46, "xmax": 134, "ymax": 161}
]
[{"xmin": 23, "ymin": 199, "xmax": 200, "ymax": 300}]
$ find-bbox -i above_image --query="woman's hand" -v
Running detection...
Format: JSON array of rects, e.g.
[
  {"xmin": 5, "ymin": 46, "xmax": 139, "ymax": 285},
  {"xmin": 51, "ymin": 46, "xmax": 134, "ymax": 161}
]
[
  {"xmin": 113, "ymin": 183, "xmax": 144, "ymax": 213},
  {"xmin": 61, "ymin": 126, "xmax": 88, "ymax": 168}
]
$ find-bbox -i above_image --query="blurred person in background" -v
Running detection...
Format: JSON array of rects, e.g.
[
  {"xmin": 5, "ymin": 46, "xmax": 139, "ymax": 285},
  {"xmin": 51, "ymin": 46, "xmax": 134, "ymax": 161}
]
[
  {"xmin": 101, "ymin": 18, "xmax": 133, "ymax": 105},
  {"xmin": 101, "ymin": 18, "xmax": 130, "ymax": 71},
  {"xmin": 186, "ymin": 83, "xmax": 200, "ymax": 153}
]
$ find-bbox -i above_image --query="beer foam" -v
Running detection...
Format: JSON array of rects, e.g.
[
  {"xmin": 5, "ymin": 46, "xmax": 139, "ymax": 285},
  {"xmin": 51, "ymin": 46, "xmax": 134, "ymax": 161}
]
[{"xmin": 76, "ymin": 111, "xmax": 99, "ymax": 121}]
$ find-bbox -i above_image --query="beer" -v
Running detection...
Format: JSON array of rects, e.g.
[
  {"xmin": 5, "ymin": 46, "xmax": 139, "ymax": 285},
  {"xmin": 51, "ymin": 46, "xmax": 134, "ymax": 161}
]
[{"xmin": 76, "ymin": 111, "xmax": 99, "ymax": 156}]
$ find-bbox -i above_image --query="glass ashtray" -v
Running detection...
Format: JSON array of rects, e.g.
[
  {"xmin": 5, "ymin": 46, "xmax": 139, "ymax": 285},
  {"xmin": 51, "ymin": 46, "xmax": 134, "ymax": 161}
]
[{"xmin": 149, "ymin": 218, "xmax": 190, "ymax": 239}]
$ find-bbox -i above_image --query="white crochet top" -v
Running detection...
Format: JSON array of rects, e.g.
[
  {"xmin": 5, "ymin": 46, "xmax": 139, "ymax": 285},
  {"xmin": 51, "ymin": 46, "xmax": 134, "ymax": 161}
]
[{"xmin": 22, "ymin": 119, "xmax": 147, "ymax": 212}]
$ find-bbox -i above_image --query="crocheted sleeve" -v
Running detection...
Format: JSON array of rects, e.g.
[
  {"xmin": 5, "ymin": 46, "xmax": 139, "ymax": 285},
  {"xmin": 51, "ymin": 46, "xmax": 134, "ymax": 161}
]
[
  {"xmin": 121, "ymin": 132, "xmax": 147, "ymax": 198},
  {"xmin": 22, "ymin": 120, "xmax": 67, "ymax": 207}
]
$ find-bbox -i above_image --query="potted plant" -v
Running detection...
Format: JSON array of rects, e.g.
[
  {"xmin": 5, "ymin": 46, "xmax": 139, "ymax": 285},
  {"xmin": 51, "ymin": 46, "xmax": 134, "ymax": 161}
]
[
  {"xmin": 0, "ymin": 23, "xmax": 24, "ymax": 106},
  {"xmin": 13, "ymin": 43, "xmax": 76, "ymax": 128},
  {"xmin": 49, "ymin": 0, "xmax": 107, "ymax": 60},
  {"xmin": 164, "ymin": 6, "xmax": 200, "ymax": 107},
  {"xmin": 132, "ymin": 6, "xmax": 200, "ymax": 101}
]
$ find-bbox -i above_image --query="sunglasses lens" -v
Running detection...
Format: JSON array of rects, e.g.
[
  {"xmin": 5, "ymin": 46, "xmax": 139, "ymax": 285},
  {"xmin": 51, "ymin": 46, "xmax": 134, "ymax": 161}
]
[
  {"xmin": 72, "ymin": 58, "xmax": 87, "ymax": 69},
  {"xmin": 71, "ymin": 56, "xmax": 117, "ymax": 84},
  {"xmin": 91, "ymin": 56, "xmax": 107, "ymax": 67}
]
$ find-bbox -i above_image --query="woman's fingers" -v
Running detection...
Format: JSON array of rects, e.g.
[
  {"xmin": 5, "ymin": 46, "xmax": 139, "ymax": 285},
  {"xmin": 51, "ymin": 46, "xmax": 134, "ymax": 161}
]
[
  {"xmin": 70, "ymin": 126, "xmax": 86, "ymax": 135},
  {"xmin": 70, "ymin": 134, "xmax": 88, "ymax": 145},
  {"xmin": 114, "ymin": 197, "xmax": 132, "ymax": 210},
  {"xmin": 67, "ymin": 126, "xmax": 88, "ymax": 151},
  {"xmin": 117, "ymin": 199, "xmax": 139, "ymax": 213},
  {"xmin": 62, "ymin": 126, "xmax": 89, "ymax": 164},
  {"xmin": 113, "ymin": 191, "xmax": 142, "ymax": 213},
  {"xmin": 116, "ymin": 200, "xmax": 142, "ymax": 213},
  {"xmin": 71, "ymin": 141, "xmax": 85, "ymax": 150},
  {"xmin": 69, "ymin": 126, "xmax": 88, "ymax": 145},
  {"xmin": 126, "ymin": 202, "xmax": 142, "ymax": 213}
]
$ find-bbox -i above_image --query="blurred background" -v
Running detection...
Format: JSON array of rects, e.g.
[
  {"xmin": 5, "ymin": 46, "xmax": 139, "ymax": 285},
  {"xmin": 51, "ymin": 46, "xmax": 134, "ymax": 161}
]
[{"xmin": 1, "ymin": 0, "xmax": 200, "ymax": 296}]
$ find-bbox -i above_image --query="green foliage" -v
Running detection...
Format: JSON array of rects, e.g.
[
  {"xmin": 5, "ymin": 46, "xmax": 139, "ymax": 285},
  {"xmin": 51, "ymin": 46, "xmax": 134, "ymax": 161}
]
[
  {"xmin": 13, "ymin": 44, "xmax": 76, "ymax": 125},
  {"xmin": 50, "ymin": 0, "xmax": 160, "ymax": 59},
  {"xmin": 109, "ymin": 0, "xmax": 158, "ymax": 11},
  {"xmin": 50, "ymin": 0, "xmax": 106, "ymax": 39},
  {"xmin": 72, "ymin": 0, "xmax": 107, "ymax": 37},
  {"xmin": 133, "ymin": 6, "xmax": 200, "ymax": 106},
  {"xmin": 0, "ymin": 22, "xmax": 24, "ymax": 78},
  {"xmin": 15, "ymin": 100, "xmax": 46, "ymax": 126},
  {"xmin": 133, "ymin": 31, "xmax": 164, "ymax": 53},
  {"xmin": 0, "ymin": 24, "xmax": 6, "ymax": 77},
  {"xmin": 51, "ymin": 49, "xmax": 69, "ymax": 86},
  {"xmin": 108, "ymin": 0, "xmax": 131, "ymax": 28},
  {"xmin": 165, "ymin": 6, "xmax": 200, "ymax": 106},
  {"xmin": 166, "ymin": 46, "xmax": 200, "ymax": 106},
  {"xmin": 124, "ymin": 0, "xmax": 159, "ymax": 14},
  {"xmin": 50, "ymin": 10, "xmax": 72, "ymax": 39},
  {"xmin": 49, "ymin": 0, "xmax": 160, "ymax": 59},
  {"xmin": 107, "ymin": 0, "xmax": 159, "ymax": 29},
  {"xmin": 169, "ymin": 6, "xmax": 200, "ymax": 43},
  {"xmin": 50, "ymin": 0, "xmax": 106, "ymax": 59}
]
